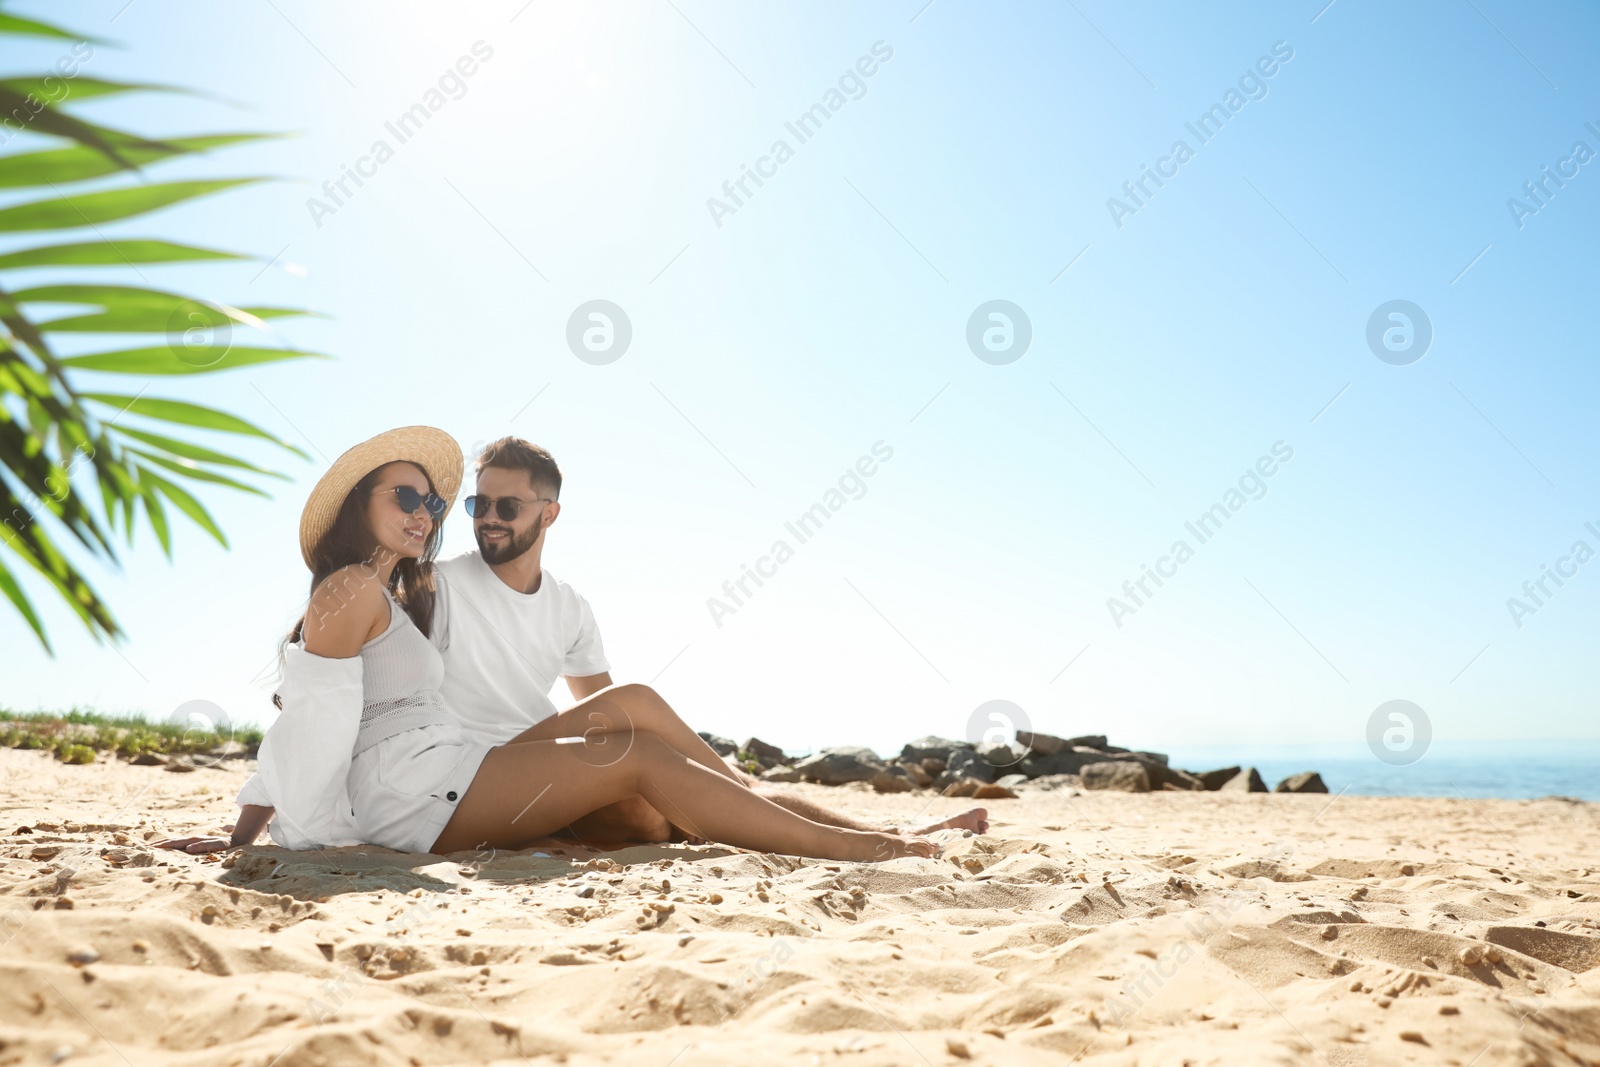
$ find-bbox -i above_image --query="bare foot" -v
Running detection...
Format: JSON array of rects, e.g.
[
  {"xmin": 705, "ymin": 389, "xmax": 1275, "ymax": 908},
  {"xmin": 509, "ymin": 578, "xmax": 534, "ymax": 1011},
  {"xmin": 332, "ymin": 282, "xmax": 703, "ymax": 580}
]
[
  {"xmin": 901, "ymin": 807, "xmax": 988, "ymax": 836},
  {"xmin": 840, "ymin": 830, "xmax": 937, "ymax": 862}
]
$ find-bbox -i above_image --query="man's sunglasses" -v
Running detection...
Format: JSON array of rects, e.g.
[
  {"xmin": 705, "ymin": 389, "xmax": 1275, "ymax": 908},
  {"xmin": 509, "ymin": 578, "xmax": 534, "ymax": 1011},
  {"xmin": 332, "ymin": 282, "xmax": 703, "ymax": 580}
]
[
  {"xmin": 376, "ymin": 485, "xmax": 448, "ymax": 519},
  {"xmin": 463, "ymin": 494, "xmax": 550, "ymax": 521}
]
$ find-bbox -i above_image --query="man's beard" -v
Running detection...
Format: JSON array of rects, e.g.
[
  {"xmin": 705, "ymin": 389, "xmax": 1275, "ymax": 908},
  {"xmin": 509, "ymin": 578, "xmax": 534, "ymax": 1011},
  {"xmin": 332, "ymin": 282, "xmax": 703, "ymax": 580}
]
[{"xmin": 477, "ymin": 515, "xmax": 543, "ymax": 564}]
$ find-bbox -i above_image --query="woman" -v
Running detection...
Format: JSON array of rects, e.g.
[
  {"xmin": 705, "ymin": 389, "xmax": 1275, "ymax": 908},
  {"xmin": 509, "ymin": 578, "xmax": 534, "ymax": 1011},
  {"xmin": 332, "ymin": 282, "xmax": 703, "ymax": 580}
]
[{"xmin": 160, "ymin": 427, "xmax": 935, "ymax": 863}]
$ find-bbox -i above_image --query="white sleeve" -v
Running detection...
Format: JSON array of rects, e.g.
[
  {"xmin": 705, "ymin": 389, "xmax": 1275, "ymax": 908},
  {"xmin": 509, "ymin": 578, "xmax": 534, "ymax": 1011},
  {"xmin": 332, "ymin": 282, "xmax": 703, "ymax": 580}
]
[
  {"xmin": 429, "ymin": 568, "xmax": 451, "ymax": 652},
  {"xmin": 563, "ymin": 592, "xmax": 610, "ymax": 676},
  {"xmin": 253, "ymin": 646, "xmax": 363, "ymax": 849},
  {"xmin": 236, "ymin": 772, "xmax": 273, "ymax": 807}
]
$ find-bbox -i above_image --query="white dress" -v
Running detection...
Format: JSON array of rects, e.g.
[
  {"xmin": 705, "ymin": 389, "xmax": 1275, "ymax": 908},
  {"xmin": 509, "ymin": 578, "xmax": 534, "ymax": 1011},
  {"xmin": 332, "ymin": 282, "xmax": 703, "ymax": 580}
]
[
  {"xmin": 239, "ymin": 589, "xmax": 493, "ymax": 854},
  {"xmin": 345, "ymin": 589, "xmax": 493, "ymax": 854}
]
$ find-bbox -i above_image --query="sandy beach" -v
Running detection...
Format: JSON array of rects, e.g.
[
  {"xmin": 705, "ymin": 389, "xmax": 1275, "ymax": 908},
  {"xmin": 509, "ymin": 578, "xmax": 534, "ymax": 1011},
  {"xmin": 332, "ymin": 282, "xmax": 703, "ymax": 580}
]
[{"xmin": 2, "ymin": 746, "xmax": 1599, "ymax": 1066}]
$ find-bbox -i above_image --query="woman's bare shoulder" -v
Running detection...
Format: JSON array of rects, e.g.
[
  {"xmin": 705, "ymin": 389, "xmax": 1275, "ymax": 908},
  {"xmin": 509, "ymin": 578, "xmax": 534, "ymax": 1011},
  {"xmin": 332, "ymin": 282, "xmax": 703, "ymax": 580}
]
[{"xmin": 301, "ymin": 565, "xmax": 390, "ymax": 657}]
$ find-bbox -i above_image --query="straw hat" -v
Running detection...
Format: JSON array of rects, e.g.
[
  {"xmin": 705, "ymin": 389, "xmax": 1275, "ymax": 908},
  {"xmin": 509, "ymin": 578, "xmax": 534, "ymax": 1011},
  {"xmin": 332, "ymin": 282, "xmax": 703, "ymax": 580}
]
[{"xmin": 297, "ymin": 426, "xmax": 464, "ymax": 568}]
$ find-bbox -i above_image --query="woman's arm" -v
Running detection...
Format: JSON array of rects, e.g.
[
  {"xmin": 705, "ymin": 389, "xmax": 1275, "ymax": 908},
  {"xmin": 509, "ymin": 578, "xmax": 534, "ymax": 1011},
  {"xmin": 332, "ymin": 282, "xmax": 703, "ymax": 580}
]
[
  {"xmin": 154, "ymin": 803, "xmax": 275, "ymax": 854},
  {"xmin": 231, "ymin": 803, "xmax": 274, "ymax": 846}
]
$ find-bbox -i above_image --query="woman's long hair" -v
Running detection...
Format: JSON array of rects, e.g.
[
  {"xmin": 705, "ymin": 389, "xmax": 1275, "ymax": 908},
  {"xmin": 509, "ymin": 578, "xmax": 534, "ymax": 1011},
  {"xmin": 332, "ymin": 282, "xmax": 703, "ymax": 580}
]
[{"xmin": 283, "ymin": 462, "xmax": 444, "ymax": 655}]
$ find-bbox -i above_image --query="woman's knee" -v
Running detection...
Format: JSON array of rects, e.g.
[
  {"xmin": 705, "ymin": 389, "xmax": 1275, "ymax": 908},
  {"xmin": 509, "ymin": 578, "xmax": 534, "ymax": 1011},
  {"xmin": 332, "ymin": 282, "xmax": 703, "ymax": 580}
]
[
  {"xmin": 609, "ymin": 682, "xmax": 664, "ymax": 709},
  {"xmin": 605, "ymin": 683, "xmax": 675, "ymax": 728}
]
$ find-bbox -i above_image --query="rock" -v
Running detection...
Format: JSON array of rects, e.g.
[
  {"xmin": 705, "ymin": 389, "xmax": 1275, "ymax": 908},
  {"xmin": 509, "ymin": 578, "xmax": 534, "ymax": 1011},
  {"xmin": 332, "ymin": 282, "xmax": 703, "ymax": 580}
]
[
  {"xmin": 993, "ymin": 773, "xmax": 1029, "ymax": 789},
  {"xmin": 1023, "ymin": 773, "xmax": 1082, "ymax": 792},
  {"xmin": 920, "ymin": 757, "xmax": 947, "ymax": 776},
  {"xmin": 129, "ymin": 752, "xmax": 166, "ymax": 767},
  {"xmin": 66, "ymin": 947, "xmax": 99, "ymax": 966},
  {"xmin": 1274, "ymin": 771, "xmax": 1328, "ymax": 794},
  {"xmin": 1164, "ymin": 768, "xmax": 1206, "ymax": 791},
  {"xmin": 1019, "ymin": 732, "xmax": 1111, "ymax": 753},
  {"xmin": 792, "ymin": 747, "xmax": 886, "ymax": 785},
  {"xmin": 1219, "ymin": 767, "xmax": 1268, "ymax": 792},
  {"xmin": 697, "ymin": 732, "xmax": 738, "ymax": 757},
  {"xmin": 936, "ymin": 749, "xmax": 996, "ymax": 789},
  {"xmin": 1196, "ymin": 766, "xmax": 1242, "ymax": 790},
  {"xmin": 976, "ymin": 741, "xmax": 1026, "ymax": 769},
  {"xmin": 759, "ymin": 765, "xmax": 804, "ymax": 783},
  {"xmin": 741, "ymin": 737, "xmax": 788, "ymax": 768},
  {"xmin": 898, "ymin": 762, "xmax": 933, "ymax": 788},
  {"xmin": 870, "ymin": 767, "xmax": 914, "ymax": 794},
  {"xmin": 1132, "ymin": 750, "xmax": 1169, "ymax": 766},
  {"xmin": 1107, "ymin": 752, "xmax": 1181, "ymax": 789},
  {"xmin": 941, "ymin": 777, "xmax": 984, "ymax": 798},
  {"xmin": 1015, "ymin": 730, "xmax": 1066, "ymax": 755},
  {"xmin": 1018, "ymin": 748, "xmax": 1114, "ymax": 779},
  {"xmin": 1082, "ymin": 762, "xmax": 1150, "ymax": 792},
  {"xmin": 971, "ymin": 783, "xmax": 1017, "ymax": 800},
  {"xmin": 899, "ymin": 736, "xmax": 964, "ymax": 763},
  {"xmin": 163, "ymin": 758, "xmax": 197, "ymax": 773}
]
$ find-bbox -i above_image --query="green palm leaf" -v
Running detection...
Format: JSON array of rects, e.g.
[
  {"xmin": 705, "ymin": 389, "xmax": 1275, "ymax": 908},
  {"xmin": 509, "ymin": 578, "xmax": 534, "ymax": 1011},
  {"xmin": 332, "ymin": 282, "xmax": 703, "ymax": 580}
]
[
  {"xmin": 109, "ymin": 424, "xmax": 290, "ymax": 478},
  {"xmin": 14, "ymin": 283, "xmax": 311, "ymax": 333},
  {"xmin": 82, "ymin": 393, "xmax": 310, "ymax": 457},
  {"xmin": 0, "ymin": 76, "xmax": 186, "ymax": 103},
  {"xmin": 0, "ymin": 555, "xmax": 49, "ymax": 651},
  {"xmin": 127, "ymin": 449, "xmax": 270, "ymax": 496},
  {"xmin": 0, "ymin": 87, "xmax": 157, "ymax": 168},
  {"xmin": 0, "ymin": 13, "xmax": 318, "ymax": 651},
  {"xmin": 0, "ymin": 134, "xmax": 281, "ymax": 189},
  {"xmin": 0, "ymin": 14, "xmax": 99, "ymax": 42},
  {"xmin": 0, "ymin": 240, "xmax": 245, "ymax": 270},
  {"xmin": 61, "ymin": 344, "xmax": 323, "ymax": 375},
  {"xmin": 0, "ymin": 179, "xmax": 266, "ymax": 233},
  {"xmin": 138, "ymin": 465, "xmax": 227, "ymax": 546}
]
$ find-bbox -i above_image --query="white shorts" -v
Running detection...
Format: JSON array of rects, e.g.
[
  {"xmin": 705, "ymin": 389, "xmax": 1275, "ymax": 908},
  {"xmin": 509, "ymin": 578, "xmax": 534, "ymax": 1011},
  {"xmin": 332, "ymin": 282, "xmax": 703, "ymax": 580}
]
[{"xmin": 347, "ymin": 724, "xmax": 494, "ymax": 855}]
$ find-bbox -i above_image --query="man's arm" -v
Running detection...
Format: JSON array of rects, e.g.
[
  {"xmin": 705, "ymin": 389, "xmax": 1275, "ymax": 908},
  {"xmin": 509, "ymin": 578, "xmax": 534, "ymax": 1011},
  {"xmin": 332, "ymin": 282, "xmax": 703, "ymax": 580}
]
[{"xmin": 565, "ymin": 671, "xmax": 613, "ymax": 702}]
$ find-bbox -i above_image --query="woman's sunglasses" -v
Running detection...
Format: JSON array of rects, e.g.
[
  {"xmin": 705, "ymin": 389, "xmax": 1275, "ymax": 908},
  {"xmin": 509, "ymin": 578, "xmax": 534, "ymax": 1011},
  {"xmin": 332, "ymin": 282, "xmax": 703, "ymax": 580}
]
[
  {"xmin": 463, "ymin": 494, "xmax": 549, "ymax": 521},
  {"xmin": 377, "ymin": 485, "xmax": 448, "ymax": 519}
]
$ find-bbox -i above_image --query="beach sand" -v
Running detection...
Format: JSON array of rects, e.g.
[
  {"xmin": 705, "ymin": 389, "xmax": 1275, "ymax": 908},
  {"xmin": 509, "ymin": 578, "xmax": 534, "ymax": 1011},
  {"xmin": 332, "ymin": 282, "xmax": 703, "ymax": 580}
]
[{"xmin": 2, "ymin": 746, "xmax": 1599, "ymax": 1066}]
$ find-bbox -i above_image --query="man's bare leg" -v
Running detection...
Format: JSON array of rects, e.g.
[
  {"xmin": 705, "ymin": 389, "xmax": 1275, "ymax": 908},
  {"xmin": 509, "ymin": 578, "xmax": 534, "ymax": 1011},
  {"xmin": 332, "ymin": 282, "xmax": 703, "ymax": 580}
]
[{"xmin": 562, "ymin": 795, "xmax": 673, "ymax": 844}]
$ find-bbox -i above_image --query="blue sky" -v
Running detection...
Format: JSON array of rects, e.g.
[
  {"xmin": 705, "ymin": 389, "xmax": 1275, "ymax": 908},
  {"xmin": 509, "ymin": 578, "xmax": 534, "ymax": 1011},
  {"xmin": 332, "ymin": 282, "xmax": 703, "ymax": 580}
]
[{"xmin": 4, "ymin": 0, "xmax": 1597, "ymax": 761}]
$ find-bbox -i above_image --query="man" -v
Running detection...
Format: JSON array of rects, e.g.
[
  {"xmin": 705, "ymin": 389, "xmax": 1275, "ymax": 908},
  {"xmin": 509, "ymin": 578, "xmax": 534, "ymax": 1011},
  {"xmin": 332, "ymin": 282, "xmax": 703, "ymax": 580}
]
[{"xmin": 432, "ymin": 436, "xmax": 987, "ymax": 844}]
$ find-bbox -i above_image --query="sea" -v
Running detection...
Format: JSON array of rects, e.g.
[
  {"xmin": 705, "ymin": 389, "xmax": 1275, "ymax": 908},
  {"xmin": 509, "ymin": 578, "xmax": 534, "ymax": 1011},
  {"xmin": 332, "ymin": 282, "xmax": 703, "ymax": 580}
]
[{"xmin": 1156, "ymin": 739, "xmax": 1600, "ymax": 802}]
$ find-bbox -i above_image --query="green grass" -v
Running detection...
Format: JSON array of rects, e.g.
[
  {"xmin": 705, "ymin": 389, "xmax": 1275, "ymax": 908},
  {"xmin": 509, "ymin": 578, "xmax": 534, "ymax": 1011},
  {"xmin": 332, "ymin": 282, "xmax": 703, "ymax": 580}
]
[{"xmin": 0, "ymin": 709, "xmax": 262, "ymax": 764}]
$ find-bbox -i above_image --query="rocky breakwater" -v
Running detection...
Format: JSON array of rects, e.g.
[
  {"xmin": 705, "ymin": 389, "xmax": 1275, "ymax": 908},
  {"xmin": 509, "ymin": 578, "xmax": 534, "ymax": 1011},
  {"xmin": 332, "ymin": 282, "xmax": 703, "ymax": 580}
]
[{"xmin": 698, "ymin": 731, "xmax": 1327, "ymax": 798}]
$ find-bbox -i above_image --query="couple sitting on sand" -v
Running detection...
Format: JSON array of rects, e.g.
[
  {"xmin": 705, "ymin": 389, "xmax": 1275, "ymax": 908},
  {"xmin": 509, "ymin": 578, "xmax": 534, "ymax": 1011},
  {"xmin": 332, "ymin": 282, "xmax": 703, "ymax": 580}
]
[{"xmin": 160, "ymin": 427, "xmax": 986, "ymax": 863}]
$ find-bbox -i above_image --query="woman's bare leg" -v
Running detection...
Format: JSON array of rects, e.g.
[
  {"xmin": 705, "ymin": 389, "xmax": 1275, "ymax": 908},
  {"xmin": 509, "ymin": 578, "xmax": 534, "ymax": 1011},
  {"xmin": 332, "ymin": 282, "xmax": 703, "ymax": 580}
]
[
  {"xmin": 506, "ymin": 683, "xmax": 747, "ymax": 783},
  {"xmin": 431, "ymin": 731, "xmax": 935, "ymax": 862},
  {"xmin": 507, "ymin": 684, "xmax": 991, "ymax": 839}
]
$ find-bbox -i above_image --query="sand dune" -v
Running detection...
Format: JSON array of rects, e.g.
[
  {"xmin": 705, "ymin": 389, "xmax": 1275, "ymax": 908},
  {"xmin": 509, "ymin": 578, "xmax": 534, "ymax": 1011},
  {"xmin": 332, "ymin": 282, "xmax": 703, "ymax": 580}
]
[{"xmin": 2, "ymin": 746, "xmax": 1599, "ymax": 1065}]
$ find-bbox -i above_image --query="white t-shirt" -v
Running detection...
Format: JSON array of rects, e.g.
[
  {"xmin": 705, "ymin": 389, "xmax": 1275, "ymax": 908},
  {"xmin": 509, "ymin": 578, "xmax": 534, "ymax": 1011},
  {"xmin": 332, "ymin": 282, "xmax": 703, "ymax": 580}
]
[{"xmin": 431, "ymin": 551, "xmax": 610, "ymax": 746}]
